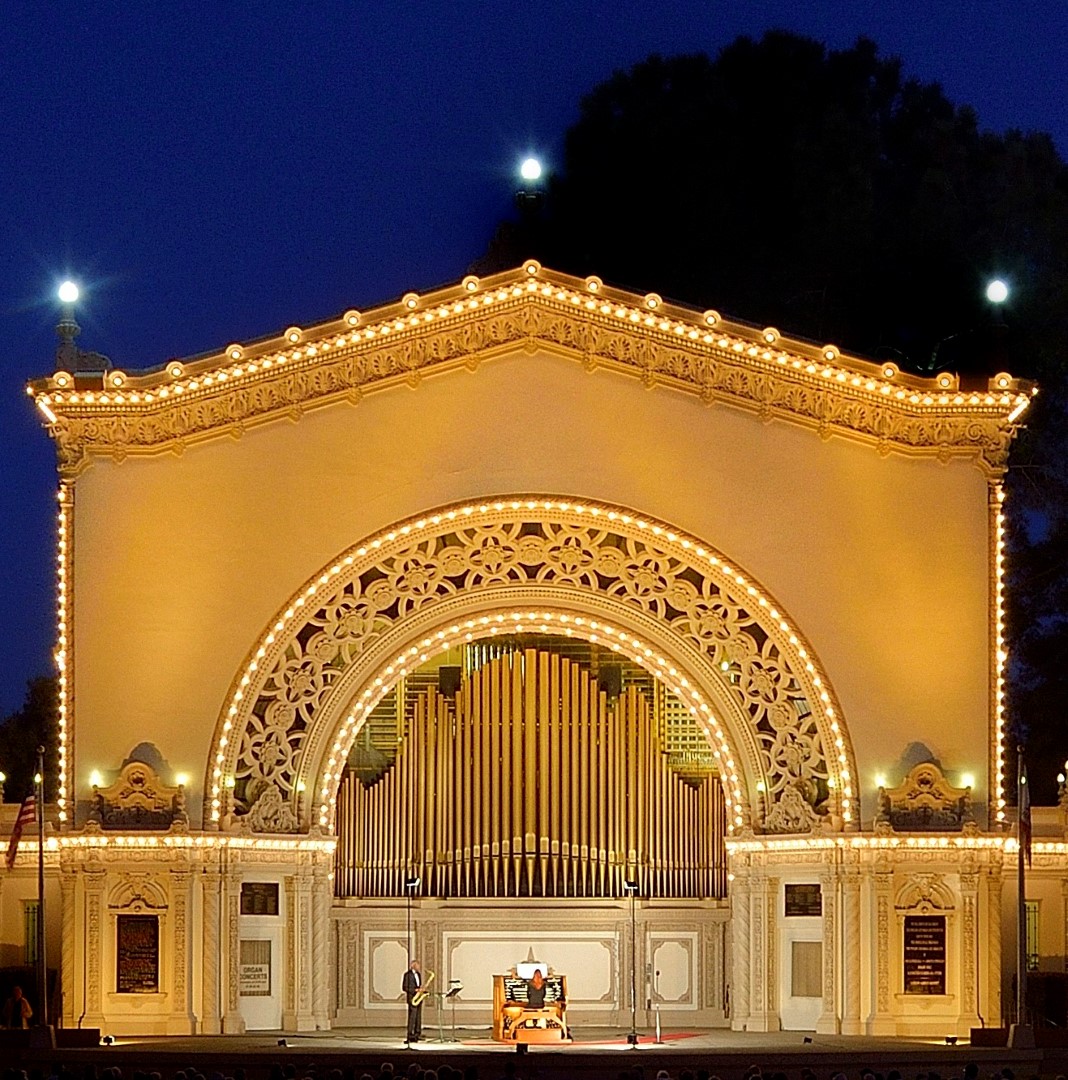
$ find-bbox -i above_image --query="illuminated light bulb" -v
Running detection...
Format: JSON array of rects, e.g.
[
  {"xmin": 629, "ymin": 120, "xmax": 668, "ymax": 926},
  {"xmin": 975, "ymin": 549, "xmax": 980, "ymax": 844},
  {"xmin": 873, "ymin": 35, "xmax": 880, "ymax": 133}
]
[
  {"xmin": 960, "ymin": 773, "xmax": 975, "ymax": 789},
  {"xmin": 874, "ymin": 773, "xmax": 887, "ymax": 789},
  {"xmin": 986, "ymin": 279, "xmax": 1009, "ymax": 304},
  {"xmin": 519, "ymin": 157, "xmax": 542, "ymax": 182},
  {"xmin": 89, "ymin": 770, "xmax": 103, "ymax": 788},
  {"xmin": 58, "ymin": 281, "xmax": 79, "ymax": 304}
]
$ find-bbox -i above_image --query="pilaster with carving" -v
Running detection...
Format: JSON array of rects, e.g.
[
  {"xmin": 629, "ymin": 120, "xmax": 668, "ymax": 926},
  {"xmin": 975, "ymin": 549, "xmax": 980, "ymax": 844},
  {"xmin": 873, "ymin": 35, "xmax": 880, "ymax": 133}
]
[
  {"xmin": 730, "ymin": 864, "xmax": 751, "ymax": 1030},
  {"xmin": 282, "ymin": 871, "xmax": 316, "ymax": 1031},
  {"xmin": 816, "ymin": 868, "xmax": 839, "ymax": 1033},
  {"xmin": 294, "ymin": 869, "xmax": 315, "ymax": 1029},
  {"xmin": 83, "ymin": 863, "xmax": 107, "ymax": 1028},
  {"xmin": 987, "ymin": 863, "xmax": 1002, "ymax": 1025},
  {"xmin": 746, "ymin": 870, "xmax": 779, "ymax": 1032},
  {"xmin": 841, "ymin": 866, "xmax": 863, "ymax": 1034},
  {"xmin": 221, "ymin": 870, "xmax": 245, "ymax": 1034},
  {"xmin": 60, "ymin": 867, "xmax": 76, "ymax": 1028},
  {"xmin": 312, "ymin": 859, "xmax": 332, "ymax": 1029},
  {"xmin": 169, "ymin": 867, "xmax": 194, "ymax": 1031},
  {"xmin": 283, "ymin": 876, "xmax": 297, "ymax": 1022},
  {"xmin": 959, "ymin": 869, "xmax": 980, "ymax": 1028},
  {"xmin": 201, "ymin": 864, "xmax": 222, "ymax": 1034},
  {"xmin": 868, "ymin": 866, "xmax": 894, "ymax": 1034},
  {"xmin": 765, "ymin": 876, "xmax": 779, "ymax": 1029}
]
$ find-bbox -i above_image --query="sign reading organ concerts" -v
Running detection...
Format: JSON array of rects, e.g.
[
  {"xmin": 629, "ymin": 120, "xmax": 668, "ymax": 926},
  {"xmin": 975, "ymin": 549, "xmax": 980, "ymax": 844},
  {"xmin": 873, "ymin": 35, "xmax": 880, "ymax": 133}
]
[{"xmin": 903, "ymin": 915, "xmax": 946, "ymax": 995}]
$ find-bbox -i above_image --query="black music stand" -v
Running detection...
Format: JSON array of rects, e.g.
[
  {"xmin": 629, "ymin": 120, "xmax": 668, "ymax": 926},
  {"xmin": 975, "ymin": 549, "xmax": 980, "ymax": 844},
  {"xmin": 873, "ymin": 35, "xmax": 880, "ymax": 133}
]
[{"xmin": 445, "ymin": 983, "xmax": 463, "ymax": 1041}]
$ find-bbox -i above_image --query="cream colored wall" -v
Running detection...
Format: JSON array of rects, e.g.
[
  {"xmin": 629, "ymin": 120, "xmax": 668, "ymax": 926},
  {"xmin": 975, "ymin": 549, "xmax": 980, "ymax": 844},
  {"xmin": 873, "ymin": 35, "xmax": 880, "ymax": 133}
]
[{"xmin": 72, "ymin": 348, "xmax": 991, "ymax": 828}]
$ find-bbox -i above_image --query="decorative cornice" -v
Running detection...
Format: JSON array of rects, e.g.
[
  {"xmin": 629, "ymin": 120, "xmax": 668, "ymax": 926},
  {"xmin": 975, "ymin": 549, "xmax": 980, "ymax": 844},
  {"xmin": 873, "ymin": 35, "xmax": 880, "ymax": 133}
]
[{"xmin": 27, "ymin": 263, "xmax": 1034, "ymax": 477}]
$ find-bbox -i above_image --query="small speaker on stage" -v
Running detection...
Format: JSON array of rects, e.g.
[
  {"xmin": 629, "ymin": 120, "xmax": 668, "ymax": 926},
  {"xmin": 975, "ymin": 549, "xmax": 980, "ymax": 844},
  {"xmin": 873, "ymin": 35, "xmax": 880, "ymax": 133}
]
[
  {"xmin": 439, "ymin": 666, "xmax": 462, "ymax": 698},
  {"xmin": 599, "ymin": 664, "xmax": 622, "ymax": 700}
]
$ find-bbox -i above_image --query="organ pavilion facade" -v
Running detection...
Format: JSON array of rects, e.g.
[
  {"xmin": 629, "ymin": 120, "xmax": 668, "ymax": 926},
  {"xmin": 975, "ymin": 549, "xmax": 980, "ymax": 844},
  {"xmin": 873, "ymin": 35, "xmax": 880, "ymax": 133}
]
[{"xmin": 6, "ymin": 262, "xmax": 1046, "ymax": 1036}]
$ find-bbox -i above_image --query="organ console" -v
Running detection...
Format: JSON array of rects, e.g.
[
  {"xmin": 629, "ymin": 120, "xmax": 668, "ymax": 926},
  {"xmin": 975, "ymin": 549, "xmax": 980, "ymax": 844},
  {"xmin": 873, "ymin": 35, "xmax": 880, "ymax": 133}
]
[{"xmin": 492, "ymin": 966, "xmax": 570, "ymax": 1043}]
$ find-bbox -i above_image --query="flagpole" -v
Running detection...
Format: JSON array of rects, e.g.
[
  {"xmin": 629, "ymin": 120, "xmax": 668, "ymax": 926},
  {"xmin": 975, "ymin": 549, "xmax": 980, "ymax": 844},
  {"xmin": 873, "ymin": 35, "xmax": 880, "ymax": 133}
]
[
  {"xmin": 35, "ymin": 746, "xmax": 47, "ymax": 1029},
  {"xmin": 1009, "ymin": 744, "xmax": 1034, "ymax": 1047}
]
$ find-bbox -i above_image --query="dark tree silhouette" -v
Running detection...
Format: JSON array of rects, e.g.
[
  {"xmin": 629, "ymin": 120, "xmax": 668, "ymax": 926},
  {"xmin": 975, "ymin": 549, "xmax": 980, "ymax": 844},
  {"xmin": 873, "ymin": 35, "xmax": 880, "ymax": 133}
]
[
  {"xmin": 0, "ymin": 676, "xmax": 58, "ymax": 802},
  {"xmin": 482, "ymin": 32, "xmax": 1068, "ymax": 799}
]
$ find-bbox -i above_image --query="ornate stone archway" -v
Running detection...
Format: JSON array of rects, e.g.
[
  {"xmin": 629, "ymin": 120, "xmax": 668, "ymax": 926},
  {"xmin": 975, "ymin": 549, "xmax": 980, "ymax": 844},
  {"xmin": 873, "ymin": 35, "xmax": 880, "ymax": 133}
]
[{"xmin": 205, "ymin": 496, "xmax": 858, "ymax": 835}]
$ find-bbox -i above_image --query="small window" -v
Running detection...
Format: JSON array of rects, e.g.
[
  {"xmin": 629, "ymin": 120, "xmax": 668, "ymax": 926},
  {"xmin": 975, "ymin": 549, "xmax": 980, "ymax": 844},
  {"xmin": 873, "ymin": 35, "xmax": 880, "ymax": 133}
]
[
  {"xmin": 791, "ymin": 939, "xmax": 822, "ymax": 997},
  {"xmin": 23, "ymin": 902, "xmax": 39, "ymax": 966}
]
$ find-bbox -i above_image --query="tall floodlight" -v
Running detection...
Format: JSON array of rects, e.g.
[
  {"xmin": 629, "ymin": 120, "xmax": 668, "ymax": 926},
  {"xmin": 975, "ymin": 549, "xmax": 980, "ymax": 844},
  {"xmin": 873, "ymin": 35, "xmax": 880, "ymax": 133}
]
[{"xmin": 623, "ymin": 878, "xmax": 639, "ymax": 1045}]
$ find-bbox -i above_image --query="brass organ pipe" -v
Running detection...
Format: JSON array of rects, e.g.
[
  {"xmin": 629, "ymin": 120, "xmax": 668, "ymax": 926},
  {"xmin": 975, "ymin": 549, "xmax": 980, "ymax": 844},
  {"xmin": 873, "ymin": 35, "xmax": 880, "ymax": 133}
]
[
  {"xmin": 538, "ymin": 650, "xmax": 550, "ymax": 894},
  {"xmin": 335, "ymin": 644, "xmax": 730, "ymax": 902},
  {"xmin": 481, "ymin": 659, "xmax": 491, "ymax": 894},
  {"xmin": 570, "ymin": 663, "xmax": 581, "ymax": 894},
  {"xmin": 561, "ymin": 656, "xmax": 570, "ymax": 885},
  {"xmin": 500, "ymin": 655, "xmax": 512, "ymax": 894},
  {"xmin": 596, "ymin": 688, "xmax": 607, "ymax": 895},
  {"xmin": 490, "ymin": 657, "xmax": 502, "ymax": 896},
  {"xmin": 511, "ymin": 654, "xmax": 523, "ymax": 890},
  {"xmin": 463, "ymin": 674, "xmax": 474, "ymax": 896}
]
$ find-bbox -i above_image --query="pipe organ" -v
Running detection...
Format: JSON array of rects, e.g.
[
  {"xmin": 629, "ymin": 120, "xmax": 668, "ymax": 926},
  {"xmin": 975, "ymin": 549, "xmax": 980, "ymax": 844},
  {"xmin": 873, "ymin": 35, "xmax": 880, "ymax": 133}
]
[{"xmin": 335, "ymin": 647, "xmax": 727, "ymax": 899}]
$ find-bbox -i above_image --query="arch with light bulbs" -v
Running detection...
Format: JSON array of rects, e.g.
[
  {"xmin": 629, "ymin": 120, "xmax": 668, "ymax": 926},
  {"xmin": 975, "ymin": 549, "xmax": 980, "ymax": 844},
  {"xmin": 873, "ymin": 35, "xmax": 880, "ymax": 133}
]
[{"xmin": 204, "ymin": 496, "xmax": 859, "ymax": 837}]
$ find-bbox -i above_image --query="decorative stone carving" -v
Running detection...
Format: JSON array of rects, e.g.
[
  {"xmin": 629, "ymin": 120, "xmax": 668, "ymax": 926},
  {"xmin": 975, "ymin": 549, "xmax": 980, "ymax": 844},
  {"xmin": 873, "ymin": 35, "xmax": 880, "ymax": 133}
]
[
  {"xmin": 876, "ymin": 762, "xmax": 973, "ymax": 832},
  {"xmin": 763, "ymin": 780, "xmax": 822, "ymax": 834},
  {"xmin": 214, "ymin": 502, "xmax": 855, "ymax": 835},
  {"xmin": 247, "ymin": 784, "xmax": 300, "ymax": 834},
  {"xmin": 30, "ymin": 267, "xmax": 1030, "ymax": 478},
  {"xmin": 90, "ymin": 760, "xmax": 187, "ymax": 831}
]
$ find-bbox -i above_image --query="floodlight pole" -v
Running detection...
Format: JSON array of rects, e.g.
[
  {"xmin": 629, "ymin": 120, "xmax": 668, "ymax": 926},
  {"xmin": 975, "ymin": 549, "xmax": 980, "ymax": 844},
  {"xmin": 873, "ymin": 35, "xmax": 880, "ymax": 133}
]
[
  {"xmin": 35, "ymin": 747, "xmax": 48, "ymax": 1028},
  {"xmin": 404, "ymin": 875, "xmax": 419, "ymax": 1048},
  {"xmin": 624, "ymin": 879, "xmax": 638, "ymax": 1045}
]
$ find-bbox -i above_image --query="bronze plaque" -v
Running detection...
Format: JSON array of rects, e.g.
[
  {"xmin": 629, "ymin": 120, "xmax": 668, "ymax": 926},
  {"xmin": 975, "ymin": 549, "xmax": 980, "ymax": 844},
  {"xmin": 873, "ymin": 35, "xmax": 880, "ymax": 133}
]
[
  {"xmin": 784, "ymin": 883, "xmax": 822, "ymax": 917},
  {"xmin": 116, "ymin": 914, "xmax": 159, "ymax": 993},
  {"xmin": 903, "ymin": 914, "xmax": 946, "ymax": 994},
  {"xmin": 241, "ymin": 882, "xmax": 280, "ymax": 915}
]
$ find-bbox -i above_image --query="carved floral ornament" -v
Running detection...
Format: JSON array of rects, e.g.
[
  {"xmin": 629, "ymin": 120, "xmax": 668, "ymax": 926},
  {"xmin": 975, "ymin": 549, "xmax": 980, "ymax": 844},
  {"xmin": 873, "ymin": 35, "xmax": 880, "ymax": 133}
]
[
  {"xmin": 206, "ymin": 498, "xmax": 859, "ymax": 837},
  {"xmin": 29, "ymin": 264, "xmax": 1033, "ymax": 478}
]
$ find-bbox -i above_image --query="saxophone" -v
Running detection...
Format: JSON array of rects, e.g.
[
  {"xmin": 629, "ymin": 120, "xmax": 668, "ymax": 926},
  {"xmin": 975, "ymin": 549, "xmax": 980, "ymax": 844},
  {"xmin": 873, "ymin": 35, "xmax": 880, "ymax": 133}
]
[{"xmin": 412, "ymin": 970, "xmax": 435, "ymax": 1006}]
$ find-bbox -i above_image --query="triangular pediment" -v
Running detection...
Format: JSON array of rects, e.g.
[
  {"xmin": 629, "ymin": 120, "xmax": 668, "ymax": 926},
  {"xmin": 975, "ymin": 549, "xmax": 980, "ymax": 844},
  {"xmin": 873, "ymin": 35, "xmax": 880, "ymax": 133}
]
[{"xmin": 28, "ymin": 262, "xmax": 1032, "ymax": 476}]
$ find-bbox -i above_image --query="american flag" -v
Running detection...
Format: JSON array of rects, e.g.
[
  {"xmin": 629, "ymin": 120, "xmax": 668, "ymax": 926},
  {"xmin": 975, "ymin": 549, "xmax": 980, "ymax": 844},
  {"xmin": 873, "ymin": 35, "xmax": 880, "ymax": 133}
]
[{"xmin": 5, "ymin": 796, "xmax": 36, "ymax": 871}]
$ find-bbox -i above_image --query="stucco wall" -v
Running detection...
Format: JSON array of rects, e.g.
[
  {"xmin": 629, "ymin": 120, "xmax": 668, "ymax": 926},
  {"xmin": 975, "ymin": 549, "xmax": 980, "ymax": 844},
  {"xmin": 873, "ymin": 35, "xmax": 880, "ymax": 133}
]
[{"xmin": 71, "ymin": 347, "xmax": 991, "ymax": 828}]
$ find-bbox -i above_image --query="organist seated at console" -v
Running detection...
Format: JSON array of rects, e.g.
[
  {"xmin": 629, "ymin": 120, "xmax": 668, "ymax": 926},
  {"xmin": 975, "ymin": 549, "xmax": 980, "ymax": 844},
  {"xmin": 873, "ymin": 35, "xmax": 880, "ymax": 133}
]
[{"xmin": 492, "ymin": 962, "xmax": 571, "ymax": 1043}]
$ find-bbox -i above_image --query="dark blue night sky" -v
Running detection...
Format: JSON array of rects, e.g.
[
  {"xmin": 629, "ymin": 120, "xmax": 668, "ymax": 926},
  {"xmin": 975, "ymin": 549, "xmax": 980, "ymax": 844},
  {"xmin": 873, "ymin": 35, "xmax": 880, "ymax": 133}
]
[{"xmin": 3, "ymin": 1, "xmax": 1066, "ymax": 714}]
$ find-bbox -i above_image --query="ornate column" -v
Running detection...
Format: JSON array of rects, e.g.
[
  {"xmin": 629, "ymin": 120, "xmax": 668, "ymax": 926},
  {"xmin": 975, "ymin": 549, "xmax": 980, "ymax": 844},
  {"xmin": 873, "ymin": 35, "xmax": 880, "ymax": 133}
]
[
  {"xmin": 60, "ymin": 865, "xmax": 77, "ymax": 1028},
  {"xmin": 83, "ymin": 862, "xmax": 107, "ymax": 1029},
  {"xmin": 816, "ymin": 867, "xmax": 839, "ymax": 1033},
  {"xmin": 746, "ymin": 870, "xmax": 779, "ymax": 1032},
  {"xmin": 168, "ymin": 866, "xmax": 195, "ymax": 1033},
  {"xmin": 283, "ymin": 870, "xmax": 316, "ymax": 1030},
  {"xmin": 867, "ymin": 863, "xmax": 895, "ymax": 1035},
  {"xmin": 730, "ymin": 863, "xmax": 751, "ymax": 1030},
  {"xmin": 221, "ymin": 868, "xmax": 245, "ymax": 1034},
  {"xmin": 312, "ymin": 859, "xmax": 332, "ymax": 1029},
  {"xmin": 959, "ymin": 868, "xmax": 981, "ymax": 1030},
  {"xmin": 200, "ymin": 864, "xmax": 222, "ymax": 1034},
  {"xmin": 841, "ymin": 864, "xmax": 863, "ymax": 1034},
  {"xmin": 986, "ymin": 862, "xmax": 1002, "ymax": 1025}
]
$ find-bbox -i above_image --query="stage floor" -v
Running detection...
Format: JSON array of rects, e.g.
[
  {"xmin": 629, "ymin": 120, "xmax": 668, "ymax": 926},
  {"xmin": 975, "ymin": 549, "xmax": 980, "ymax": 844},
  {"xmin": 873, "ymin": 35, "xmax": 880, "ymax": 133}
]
[{"xmin": 20, "ymin": 1026, "xmax": 1053, "ymax": 1080}]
